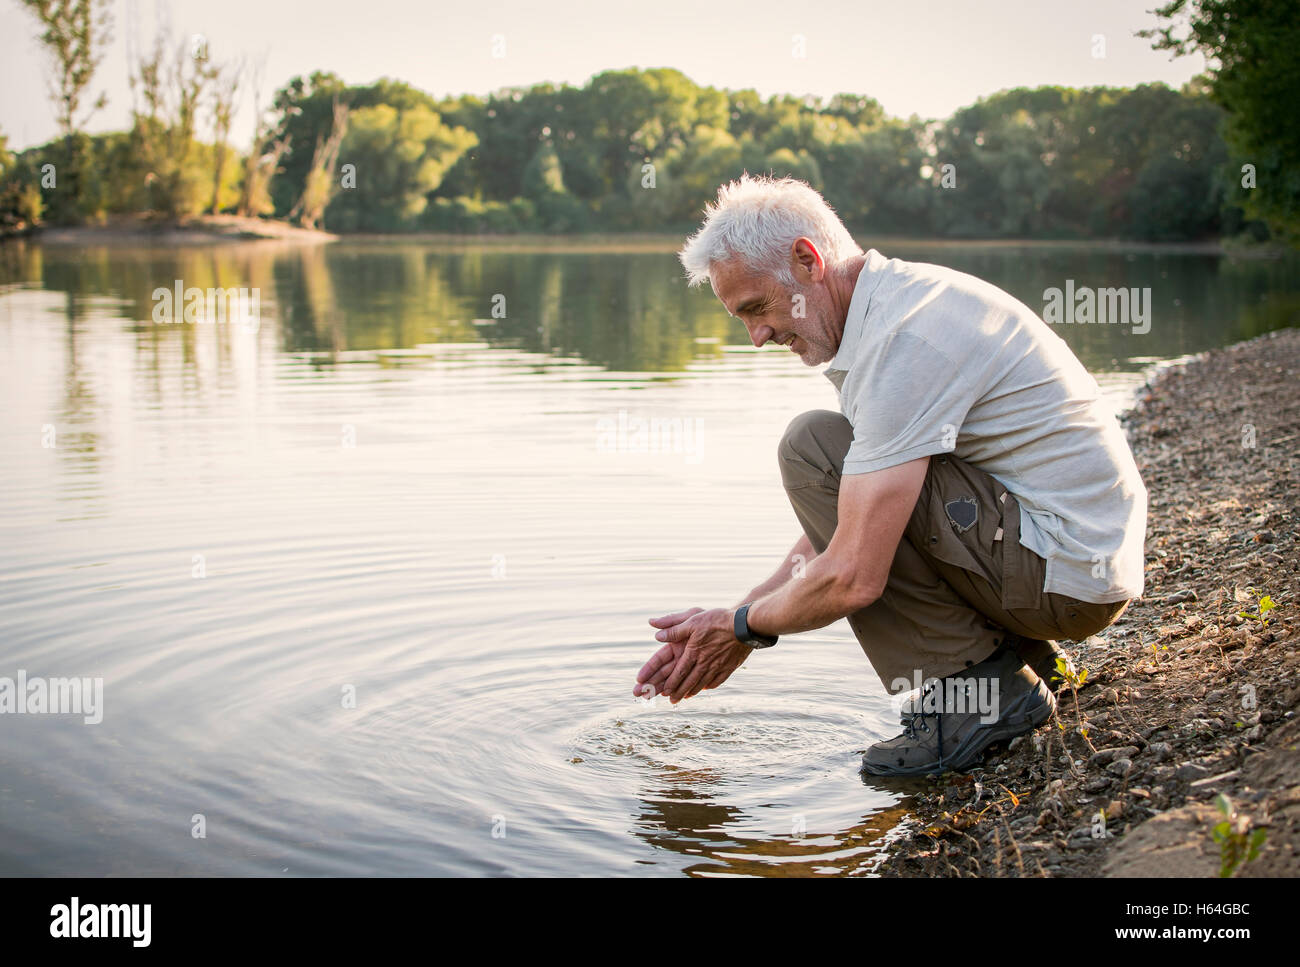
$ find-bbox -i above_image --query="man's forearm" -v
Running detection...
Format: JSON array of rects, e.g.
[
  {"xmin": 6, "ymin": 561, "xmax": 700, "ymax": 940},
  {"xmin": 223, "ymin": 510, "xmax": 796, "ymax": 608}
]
[
  {"xmin": 732, "ymin": 534, "xmax": 816, "ymax": 609},
  {"xmin": 744, "ymin": 547, "xmax": 877, "ymax": 638}
]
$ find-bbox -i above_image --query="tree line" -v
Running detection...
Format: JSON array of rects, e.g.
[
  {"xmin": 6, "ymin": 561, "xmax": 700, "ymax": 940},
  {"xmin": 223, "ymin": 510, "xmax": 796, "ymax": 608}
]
[{"xmin": 2, "ymin": 0, "xmax": 1295, "ymax": 244}]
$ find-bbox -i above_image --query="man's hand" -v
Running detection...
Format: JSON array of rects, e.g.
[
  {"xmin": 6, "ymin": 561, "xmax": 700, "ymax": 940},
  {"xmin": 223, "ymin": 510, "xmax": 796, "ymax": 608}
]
[{"xmin": 634, "ymin": 607, "xmax": 751, "ymax": 704}]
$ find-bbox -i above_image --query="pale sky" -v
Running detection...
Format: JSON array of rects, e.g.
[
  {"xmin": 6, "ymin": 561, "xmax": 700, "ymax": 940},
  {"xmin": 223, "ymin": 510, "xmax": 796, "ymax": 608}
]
[{"xmin": 1, "ymin": 0, "xmax": 1205, "ymax": 151}]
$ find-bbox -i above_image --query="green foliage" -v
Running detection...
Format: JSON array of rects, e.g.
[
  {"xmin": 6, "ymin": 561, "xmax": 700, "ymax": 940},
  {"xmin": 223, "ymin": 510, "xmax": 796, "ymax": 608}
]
[
  {"xmin": 1143, "ymin": 0, "xmax": 1300, "ymax": 244},
  {"xmin": 1210, "ymin": 794, "xmax": 1266, "ymax": 877},
  {"xmin": 0, "ymin": 130, "xmax": 43, "ymax": 231},
  {"xmin": 1238, "ymin": 589, "xmax": 1277, "ymax": 627},
  {"xmin": 8, "ymin": 55, "xmax": 1268, "ymax": 239},
  {"xmin": 324, "ymin": 103, "xmax": 475, "ymax": 231}
]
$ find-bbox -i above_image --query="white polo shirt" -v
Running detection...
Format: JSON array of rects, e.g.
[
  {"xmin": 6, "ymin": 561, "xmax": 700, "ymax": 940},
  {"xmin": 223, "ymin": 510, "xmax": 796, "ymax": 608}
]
[{"xmin": 824, "ymin": 249, "xmax": 1147, "ymax": 604}]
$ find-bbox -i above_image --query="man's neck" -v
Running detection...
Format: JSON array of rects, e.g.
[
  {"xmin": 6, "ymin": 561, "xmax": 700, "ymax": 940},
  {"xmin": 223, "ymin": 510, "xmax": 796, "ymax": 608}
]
[{"xmin": 827, "ymin": 252, "xmax": 869, "ymax": 342}]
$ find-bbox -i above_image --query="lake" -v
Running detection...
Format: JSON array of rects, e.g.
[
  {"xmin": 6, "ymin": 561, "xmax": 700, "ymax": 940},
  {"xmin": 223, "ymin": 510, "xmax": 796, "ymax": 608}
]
[{"xmin": 1, "ymin": 237, "xmax": 1296, "ymax": 876}]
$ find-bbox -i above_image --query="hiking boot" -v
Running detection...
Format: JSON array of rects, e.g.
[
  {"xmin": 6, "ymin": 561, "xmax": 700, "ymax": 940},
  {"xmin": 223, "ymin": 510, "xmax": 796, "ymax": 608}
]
[
  {"xmin": 896, "ymin": 637, "xmax": 1071, "ymax": 725},
  {"xmin": 865, "ymin": 646, "xmax": 1055, "ymax": 777}
]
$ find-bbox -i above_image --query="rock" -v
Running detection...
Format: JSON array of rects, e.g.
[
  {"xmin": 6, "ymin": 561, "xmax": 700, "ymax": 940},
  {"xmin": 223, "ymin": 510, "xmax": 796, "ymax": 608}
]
[
  {"xmin": 1108, "ymin": 757, "xmax": 1134, "ymax": 778},
  {"xmin": 1176, "ymin": 763, "xmax": 1210, "ymax": 782},
  {"xmin": 1090, "ymin": 745, "xmax": 1139, "ymax": 767},
  {"xmin": 1083, "ymin": 777, "xmax": 1112, "ymax": 793},
  {"xmin": 1149, "ymin": 741, "xmax": 1173, "ymax": 761},
  {"xmin": 1164, "ymin": 590, "xmax": 1198, "ymax": 604},
  {"xmin": 1102, "ymin": 804, "xmax": 1222, "ymax": 877}
]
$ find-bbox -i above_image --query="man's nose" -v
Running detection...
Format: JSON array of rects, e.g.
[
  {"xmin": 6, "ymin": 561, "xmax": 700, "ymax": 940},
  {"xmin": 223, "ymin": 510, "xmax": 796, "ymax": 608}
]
[{"xmin": 746, "ymin": 323, "xmax": 774, "ymax": 348}]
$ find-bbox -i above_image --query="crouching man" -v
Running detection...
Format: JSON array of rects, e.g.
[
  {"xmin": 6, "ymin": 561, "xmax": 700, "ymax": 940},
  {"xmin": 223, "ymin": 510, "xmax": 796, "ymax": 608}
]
[{"xmin": 634, "ymin": 174, "xmax": 1147, "ymax": 777}]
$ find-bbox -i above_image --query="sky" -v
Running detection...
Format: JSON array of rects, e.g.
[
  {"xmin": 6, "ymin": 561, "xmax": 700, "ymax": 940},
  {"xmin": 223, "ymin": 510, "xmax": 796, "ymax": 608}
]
[{"xmin": 1, "ymin": 0, "xmax": 1206, "ymax": 151}]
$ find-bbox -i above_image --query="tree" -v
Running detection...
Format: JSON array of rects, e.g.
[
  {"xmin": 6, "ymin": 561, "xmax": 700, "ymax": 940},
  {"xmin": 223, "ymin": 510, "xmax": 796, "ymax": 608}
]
[
  {"xmin": 1142, "ymin": 0, "xmax": 1300, "ymax": 243},
  {"xmin": 0, "ymin": 129, "xmax": 43, "ymax": 231},
  {"xmin": 237, "ymin": 59, "xmax": 290, "ymax": 218},
  {"xmin": 326, "ymin": 103, "xmax": 475, "ymax": 230},
  {"xmin": 208, "ymin": 59, "xmax": 243, "ymax": 213},
  {"xmin": 288, "ymin": 97, "xmax": 349, "ymax": 230},
  {"xmin": 18, "ymin": 0, "xmax": 112, "ymax": 137},
  {"xmin": 126, "ymin": 28, "xmax": 220, "ymax": 218},
  {"xmin": 17, "ymin": 0, "xmax": 112, "ymax": 222}
]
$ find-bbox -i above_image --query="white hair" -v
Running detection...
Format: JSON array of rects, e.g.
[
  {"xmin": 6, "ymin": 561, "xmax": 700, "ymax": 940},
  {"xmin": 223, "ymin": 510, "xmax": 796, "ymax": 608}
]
[{"xmin": 678, "ymin": 173, "xmax": 862, "ymax": 289}]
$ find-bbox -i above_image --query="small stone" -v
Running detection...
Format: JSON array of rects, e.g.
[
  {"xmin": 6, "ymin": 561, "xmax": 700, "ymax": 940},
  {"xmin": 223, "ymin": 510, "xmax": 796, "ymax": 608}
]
[
  {"xmin": 1129, "ymin": 788, "xmax": 1150, "ymax": 799},
  {"xmin": 1090, "ymin": 745, "xmax": 1139, "ymax": 767},
  {"xmin": 1149, "ymin": 742, "xmax": 1174, "ymax": 762},
  {"xmin": 1107, "ymin": 757, "xmax": 1133, "ymax": 778},
  {"xmin": 1176, "ymin": 762, "xmax": 1210, "ymax": 782}
]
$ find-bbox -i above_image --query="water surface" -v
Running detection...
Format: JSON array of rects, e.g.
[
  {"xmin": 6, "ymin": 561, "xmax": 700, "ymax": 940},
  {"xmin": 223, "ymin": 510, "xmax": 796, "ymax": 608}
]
[{"xmin": 1, "ymin": 238, "xmax": 1296, "ymax": 876}]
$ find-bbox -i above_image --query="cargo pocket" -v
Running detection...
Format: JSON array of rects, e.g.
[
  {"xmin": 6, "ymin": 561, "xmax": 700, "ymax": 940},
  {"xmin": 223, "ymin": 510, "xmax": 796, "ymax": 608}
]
[
  {"xmin": 999, "ymin": 491, "xmax": 1044, "ymax": 612},
  {"xmin": 913, "ymin": 455, "xmax": 995, "ymax": 582}
]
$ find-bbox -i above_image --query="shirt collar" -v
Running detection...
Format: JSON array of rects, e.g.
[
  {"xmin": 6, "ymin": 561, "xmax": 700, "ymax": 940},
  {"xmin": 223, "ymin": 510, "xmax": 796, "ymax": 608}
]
[{"xmin": 823, "ymin": 248, "xmax": 887, "ymax": 387}]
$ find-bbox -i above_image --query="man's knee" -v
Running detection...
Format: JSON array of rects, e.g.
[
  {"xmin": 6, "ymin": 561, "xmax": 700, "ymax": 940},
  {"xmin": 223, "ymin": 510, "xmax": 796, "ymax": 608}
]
[
  {"xmin": 778, "ymin": 409, "xmax": 852, "ymax": 472},
  {"xmin": 778, "ymin": 410, "xmax": 853, "ymax": 491}
]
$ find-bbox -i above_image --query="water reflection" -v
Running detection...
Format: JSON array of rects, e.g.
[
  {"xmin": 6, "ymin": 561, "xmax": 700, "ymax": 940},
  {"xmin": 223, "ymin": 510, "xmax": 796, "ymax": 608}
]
[{"xmin": 6, "ymin": 238, "xmax": 1298, "ymax": 377}]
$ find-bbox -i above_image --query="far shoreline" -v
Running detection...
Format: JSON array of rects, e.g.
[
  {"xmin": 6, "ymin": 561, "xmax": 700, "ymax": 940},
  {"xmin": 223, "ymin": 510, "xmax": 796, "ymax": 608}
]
[{"xmin": 15, "ymin": 216, "xmax": 1289, "ymax": 258}]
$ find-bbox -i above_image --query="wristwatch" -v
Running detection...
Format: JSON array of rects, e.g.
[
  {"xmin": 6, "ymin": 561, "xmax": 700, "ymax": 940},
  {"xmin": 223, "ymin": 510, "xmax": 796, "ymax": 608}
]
[{"xmin": 734, "ymin": 603, "xmax": 778, "ymax": 649}]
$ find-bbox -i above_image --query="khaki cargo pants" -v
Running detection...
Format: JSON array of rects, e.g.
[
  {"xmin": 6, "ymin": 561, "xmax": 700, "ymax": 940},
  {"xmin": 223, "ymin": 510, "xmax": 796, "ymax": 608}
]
[{"xmin": 779, "ymin": 410, "xmax": 1130, "ymax": 692}]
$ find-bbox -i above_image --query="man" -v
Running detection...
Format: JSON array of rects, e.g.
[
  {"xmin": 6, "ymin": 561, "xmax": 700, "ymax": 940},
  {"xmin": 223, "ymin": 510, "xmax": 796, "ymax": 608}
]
[{"xmin": 632, "ymin": 174, "xmax": 1147, "ymax": 777}]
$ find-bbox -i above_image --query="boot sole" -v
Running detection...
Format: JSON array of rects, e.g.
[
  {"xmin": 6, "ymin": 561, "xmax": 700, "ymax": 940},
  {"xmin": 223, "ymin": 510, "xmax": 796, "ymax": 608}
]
[{"xmin": 863, "ymin": 681, "xmax": 1055, "ymax": 777}]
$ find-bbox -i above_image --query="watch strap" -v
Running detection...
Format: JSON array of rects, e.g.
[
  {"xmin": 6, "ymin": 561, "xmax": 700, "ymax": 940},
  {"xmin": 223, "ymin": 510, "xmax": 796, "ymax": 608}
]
[{"xmin": 734, "ymin": 603, "xmax": 778, "ymax": 648}]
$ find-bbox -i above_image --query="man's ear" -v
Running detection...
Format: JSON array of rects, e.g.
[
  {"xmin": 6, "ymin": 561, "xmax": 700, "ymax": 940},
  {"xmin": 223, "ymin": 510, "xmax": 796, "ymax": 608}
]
[{"xmin": 790, "ymin": 237, "xmax": 825, "ymax": 283}]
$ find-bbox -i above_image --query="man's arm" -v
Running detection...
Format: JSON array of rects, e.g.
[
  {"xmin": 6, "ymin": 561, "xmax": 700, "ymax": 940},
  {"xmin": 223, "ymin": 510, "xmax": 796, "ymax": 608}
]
[
  {"xmin": 744, "ymin": 456, "xmax": 929, "ymax": 637},
  {"xmin": 644, "ymin": 456, "xmax": 930, "ymax": 702},
  {"xmin": 732, "ymin": 533, "xmax": 816, "ymax": 609}
]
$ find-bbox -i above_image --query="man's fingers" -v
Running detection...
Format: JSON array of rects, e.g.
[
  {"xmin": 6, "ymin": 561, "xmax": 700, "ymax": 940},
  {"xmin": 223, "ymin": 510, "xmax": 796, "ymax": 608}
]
[
  {"xmin": 633, "ymin": 661, "xmax": 677, "ymax": 701},
  {"xmin": 648, "ymin": 608, "xmax": 704, "ymax": 628},
  {"xmin": 633, "ymin": 643, "xmax": 677, "ymax": 697},
  {"xmin": 647, "ymin": 661, "xmax": 676, "ymax": 694},
  {"xmin": 662, "ymin": 651, "xmax": 694, "ymax": 701},
  {"xmin": 678, "ymin": 664, "xmax": 709, "ymax": 702},
  {"xmin": 704, "ymin": 666, "xmax": 731, "ymax": 690}
]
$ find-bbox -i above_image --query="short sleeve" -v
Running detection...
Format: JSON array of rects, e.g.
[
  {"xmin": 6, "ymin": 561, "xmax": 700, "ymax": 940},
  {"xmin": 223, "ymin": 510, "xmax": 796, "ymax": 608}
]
[{"xmin": 839, "ymin": 331, "xmax": 979, "ymax": 474}]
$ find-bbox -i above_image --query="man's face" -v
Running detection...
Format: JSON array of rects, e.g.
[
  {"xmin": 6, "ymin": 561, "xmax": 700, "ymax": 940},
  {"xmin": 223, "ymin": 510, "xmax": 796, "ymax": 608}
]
[{"xmin": 710, "ymin": 252, "xmax": 842, "ymax": 367}]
